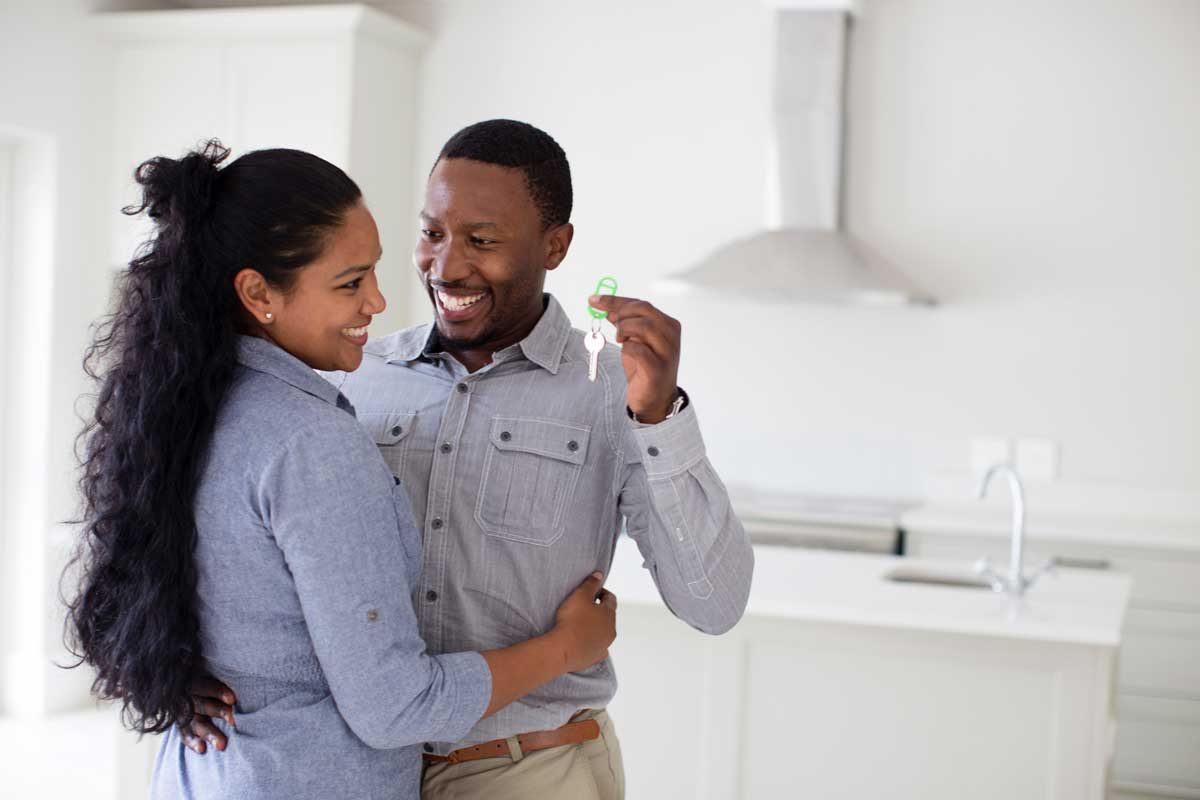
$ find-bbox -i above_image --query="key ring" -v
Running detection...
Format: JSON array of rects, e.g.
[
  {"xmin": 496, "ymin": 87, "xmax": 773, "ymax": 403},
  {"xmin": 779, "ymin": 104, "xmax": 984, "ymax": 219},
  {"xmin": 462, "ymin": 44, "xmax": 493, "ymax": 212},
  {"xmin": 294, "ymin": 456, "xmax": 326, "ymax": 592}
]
[{"xmin": 588, "ymin": 276, "xmax": 618, "ymax": 332}]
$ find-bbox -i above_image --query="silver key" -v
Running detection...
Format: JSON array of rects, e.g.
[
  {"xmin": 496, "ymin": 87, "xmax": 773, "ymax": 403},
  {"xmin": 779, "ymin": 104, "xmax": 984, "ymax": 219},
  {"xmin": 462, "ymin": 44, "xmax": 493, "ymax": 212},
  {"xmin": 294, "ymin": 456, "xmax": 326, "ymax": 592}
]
[{"xmin": 584, "ymin": 326, "xmax": 605, "ymax": 382}]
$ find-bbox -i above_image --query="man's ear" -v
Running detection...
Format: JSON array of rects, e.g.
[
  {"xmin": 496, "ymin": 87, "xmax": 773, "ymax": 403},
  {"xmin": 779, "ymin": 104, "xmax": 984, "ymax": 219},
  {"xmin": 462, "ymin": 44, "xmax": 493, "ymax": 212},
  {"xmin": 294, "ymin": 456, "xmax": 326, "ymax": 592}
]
[
  {"xmin": 543, "ymin": 223, "xmax": 574, "ymax": 272},
  {"xmin": 233, "ymin": 268, "xmax": 278, "ymax": 327}
]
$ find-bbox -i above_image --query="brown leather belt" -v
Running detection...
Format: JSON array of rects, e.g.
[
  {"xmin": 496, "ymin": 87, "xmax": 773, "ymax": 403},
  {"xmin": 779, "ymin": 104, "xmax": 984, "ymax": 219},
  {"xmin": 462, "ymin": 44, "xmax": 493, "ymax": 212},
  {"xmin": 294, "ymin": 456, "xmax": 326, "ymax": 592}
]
[{"xmin": 422, "ymin": 718, "xmax": 601, "ymax": 766}]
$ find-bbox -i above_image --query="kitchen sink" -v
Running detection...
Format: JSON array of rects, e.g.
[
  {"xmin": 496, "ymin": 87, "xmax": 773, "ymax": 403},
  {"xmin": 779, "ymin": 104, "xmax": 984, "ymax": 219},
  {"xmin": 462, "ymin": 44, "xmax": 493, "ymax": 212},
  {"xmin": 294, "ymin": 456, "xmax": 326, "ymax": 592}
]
[{"xmin": 883, "ymin": 564, "xmax": 994, "ymax": 590}]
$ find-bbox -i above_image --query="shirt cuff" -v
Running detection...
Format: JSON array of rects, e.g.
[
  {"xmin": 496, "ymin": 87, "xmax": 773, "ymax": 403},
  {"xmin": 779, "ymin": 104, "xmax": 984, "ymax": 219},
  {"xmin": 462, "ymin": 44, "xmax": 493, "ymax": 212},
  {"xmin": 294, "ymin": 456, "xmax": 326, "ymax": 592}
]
[
  {"xmin": 630, "ymin": 399, "xmax": 707, "ymax": 479},
  {"xmin": 427, "ymin": 650, "xmax": 493, "ymax": 745}
]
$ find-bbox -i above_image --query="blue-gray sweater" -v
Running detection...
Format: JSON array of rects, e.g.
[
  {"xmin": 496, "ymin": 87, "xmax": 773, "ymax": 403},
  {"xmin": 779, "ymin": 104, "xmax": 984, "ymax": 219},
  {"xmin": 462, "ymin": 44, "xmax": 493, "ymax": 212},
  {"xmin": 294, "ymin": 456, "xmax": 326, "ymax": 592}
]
[{"xmin": 150, "ymin": 336, "xmax": 491, "ymax": 799}]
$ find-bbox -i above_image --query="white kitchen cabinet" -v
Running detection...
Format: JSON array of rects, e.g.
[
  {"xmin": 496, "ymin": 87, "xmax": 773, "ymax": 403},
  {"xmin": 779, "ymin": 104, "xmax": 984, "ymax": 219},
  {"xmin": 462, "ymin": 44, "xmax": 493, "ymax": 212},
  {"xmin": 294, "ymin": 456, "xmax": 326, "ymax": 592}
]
[
  {"xmin": 1112, "ymin": 695, "xmax": 1200, "ymax": 798},
  {"xmin": 95, "ymin": 4, "xmax": 425, "ymax": 332},
  {"xmin": 904, "ymin": 523, "xmax": 1200, "ymax": 799},
  {"xmin": 606, "ymin": 540, "xmax": 1128, "ymax": 800}
]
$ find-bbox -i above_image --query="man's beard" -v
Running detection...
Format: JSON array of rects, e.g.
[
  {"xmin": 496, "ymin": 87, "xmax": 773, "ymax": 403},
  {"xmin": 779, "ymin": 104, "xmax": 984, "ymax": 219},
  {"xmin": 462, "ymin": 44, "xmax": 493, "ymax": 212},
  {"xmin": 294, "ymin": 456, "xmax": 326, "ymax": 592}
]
[{"xmin": 434, "ymin": 315, "xmax": 501, "ymax": 351}]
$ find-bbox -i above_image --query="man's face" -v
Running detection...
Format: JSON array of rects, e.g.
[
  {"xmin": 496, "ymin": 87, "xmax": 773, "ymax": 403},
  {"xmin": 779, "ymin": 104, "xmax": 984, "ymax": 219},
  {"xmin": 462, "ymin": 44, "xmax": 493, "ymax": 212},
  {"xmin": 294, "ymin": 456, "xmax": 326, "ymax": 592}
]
[{"xmin": 414, "ymin": 157, "xmax": 565, "ymax": 351}]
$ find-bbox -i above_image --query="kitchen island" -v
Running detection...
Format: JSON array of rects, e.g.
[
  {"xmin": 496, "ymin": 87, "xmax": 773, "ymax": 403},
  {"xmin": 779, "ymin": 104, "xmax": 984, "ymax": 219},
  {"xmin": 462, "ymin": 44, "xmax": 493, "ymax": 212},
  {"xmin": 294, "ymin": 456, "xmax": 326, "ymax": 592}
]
[{"xmin": 604, "ymin": 538, "xmax": 1132, "ymax": 800}]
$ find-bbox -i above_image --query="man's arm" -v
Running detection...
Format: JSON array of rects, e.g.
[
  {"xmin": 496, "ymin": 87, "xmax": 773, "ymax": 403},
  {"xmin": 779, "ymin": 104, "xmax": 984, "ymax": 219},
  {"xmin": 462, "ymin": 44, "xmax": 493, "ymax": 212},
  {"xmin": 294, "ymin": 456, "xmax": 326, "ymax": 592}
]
[
  {"xmin": 588, "ymin": 294, "xmax": 753, "ymax": 634},
  {"xmin": 618, "ymin": 404, "xmax": 754, "ymax": 634}
]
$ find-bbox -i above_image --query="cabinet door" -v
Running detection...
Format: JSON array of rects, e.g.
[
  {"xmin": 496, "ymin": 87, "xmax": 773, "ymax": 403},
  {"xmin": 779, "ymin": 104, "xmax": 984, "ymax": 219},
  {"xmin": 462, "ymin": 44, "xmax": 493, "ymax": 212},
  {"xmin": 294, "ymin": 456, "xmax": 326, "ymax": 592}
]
[
  {"xmin": 737, "ymin": 620, "xmax": 1108, "ymax": 800},
  {"xmin": 1112, "ymin": 694, "xmax": 1200, "ymax": 797},
  {"xmin": 607, "ymin": 605, "xmax": 728, "ymax": 800},
  {"xmin": 1119, "ymin": 607, "xmax": 1200, "ymax": 699},
  {"xmin": 225, "ymin": 40, "xmax": 348, "ymax": 160},
  {"xmin": 107, "ymin": 36, "xmax": 350, "ymax": 267},
  {"xmin": 109, "ymin": 41, "xmax": 234, "ymax": 265}
]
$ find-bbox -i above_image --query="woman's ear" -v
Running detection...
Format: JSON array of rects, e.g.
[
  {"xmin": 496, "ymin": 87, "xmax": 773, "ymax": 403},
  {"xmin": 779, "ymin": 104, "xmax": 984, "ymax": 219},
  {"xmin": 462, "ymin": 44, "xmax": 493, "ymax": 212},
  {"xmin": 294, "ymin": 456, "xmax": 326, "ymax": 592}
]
[{"xmin": 233, "ymin": 268, "xmax": 278, "ymax": 326}]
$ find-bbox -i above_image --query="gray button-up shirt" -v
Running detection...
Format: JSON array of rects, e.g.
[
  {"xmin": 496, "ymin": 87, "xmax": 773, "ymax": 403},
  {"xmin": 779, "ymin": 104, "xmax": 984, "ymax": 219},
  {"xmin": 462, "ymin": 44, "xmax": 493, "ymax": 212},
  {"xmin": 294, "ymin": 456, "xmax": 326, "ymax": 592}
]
[
  {"xmin": 326, "ymin": 295, "xmax": 754, "ymax": 753},
  {"xmin": 151, "ymin": 336, "xmax": 491, "ymax": 800}
]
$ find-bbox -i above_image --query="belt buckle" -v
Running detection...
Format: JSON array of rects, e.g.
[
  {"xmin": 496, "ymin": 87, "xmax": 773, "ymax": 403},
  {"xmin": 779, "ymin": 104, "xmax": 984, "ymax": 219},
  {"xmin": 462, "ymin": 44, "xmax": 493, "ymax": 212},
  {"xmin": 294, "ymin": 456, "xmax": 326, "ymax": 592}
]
[{"xmin": 444, "ymin": 750, "xmax": 462, "ymax": 765}]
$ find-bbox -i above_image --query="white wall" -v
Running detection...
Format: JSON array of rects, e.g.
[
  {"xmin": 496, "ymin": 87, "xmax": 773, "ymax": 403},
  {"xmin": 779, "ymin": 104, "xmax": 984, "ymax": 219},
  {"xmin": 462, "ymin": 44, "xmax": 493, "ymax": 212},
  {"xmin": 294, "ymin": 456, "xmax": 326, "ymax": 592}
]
[
  {"xmin": 0, "ymin": 0, "xmax": 128, "ymax": 715},
  {"xmin": 1, "ymin": 2, "xmax": 171, "ymax": 794},
  {"xmin": 413, "ymin": 0, "xmax": 1200, "ymax": 507}
]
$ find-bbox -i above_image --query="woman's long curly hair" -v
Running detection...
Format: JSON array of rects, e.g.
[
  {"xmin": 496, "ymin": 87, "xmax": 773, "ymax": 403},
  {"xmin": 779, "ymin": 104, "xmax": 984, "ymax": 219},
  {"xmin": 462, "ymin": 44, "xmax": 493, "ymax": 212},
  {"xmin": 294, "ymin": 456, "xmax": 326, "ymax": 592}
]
[{"xmin": 66, "ymin": 139, "xmax": 361, "ymax": 733}]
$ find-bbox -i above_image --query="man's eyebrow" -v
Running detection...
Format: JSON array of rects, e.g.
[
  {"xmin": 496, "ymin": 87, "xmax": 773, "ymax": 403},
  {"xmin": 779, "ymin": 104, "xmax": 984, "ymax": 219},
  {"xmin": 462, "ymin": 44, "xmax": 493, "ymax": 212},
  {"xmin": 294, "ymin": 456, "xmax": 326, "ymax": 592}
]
[{"xmin": 419, "ymin": 212, "xmax": 500, "ymax": 231}]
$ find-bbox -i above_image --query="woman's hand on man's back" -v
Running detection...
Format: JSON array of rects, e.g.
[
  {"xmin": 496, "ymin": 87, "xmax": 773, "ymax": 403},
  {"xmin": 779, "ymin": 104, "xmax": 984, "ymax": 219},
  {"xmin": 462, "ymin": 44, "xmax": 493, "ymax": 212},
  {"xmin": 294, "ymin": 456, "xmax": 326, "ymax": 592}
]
[{"xmin": 179, "ymin": 676, "xmax": 237, "ymax": 754}]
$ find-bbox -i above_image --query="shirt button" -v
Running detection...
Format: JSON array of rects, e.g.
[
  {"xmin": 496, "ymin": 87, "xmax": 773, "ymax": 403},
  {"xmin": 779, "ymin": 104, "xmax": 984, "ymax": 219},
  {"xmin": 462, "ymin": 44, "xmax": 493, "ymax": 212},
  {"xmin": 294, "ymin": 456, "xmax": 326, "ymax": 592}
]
[
  {"xmin": 431, "ymin": 517, "xmax": 444, "ymax": 530},
  {"xmin": 567, "ymin": 440, "xmax": 579, "ymax": 452},
  {"xmin": 423, "ymin": 743, "xmax": 433, "ymax": 753},
  {"xmin": 366, "ymin": 609, "xmax": 379, "ymax": 622},
  {"xmin": 390, "ymin": 425, "xmax": 403, "ymax": 436},
  {"xmin": 499, "ymin": 431, "xmax": 512, "ymax": 442},
  {"xmin": 456, "ymin": 382, "xmax": 469, "ymax": 394},
  {"xmin": 440, "ymin": 442, "xmax": 453, "ymax": 454},
  {"xmin": 426, "ymin": 590, "xmax": 439, "ymax": 602},
  {"xmin": 647, "ymin": 446, "xmax": 660, "ymax": 457}
]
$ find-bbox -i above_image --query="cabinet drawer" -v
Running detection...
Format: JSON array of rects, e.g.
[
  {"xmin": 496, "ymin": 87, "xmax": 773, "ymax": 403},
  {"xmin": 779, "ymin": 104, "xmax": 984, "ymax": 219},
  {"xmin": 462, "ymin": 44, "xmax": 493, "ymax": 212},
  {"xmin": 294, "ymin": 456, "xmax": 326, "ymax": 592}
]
[
  {"xmin": 1119, "ymin": 607, "xmax": 1200, "ymax": 698},
  {"xmin": 1112, "ymin": 694, "xmax": 1200, "ymax": 796},
  {"xmin": 907, "ymin": 533, "xmax": 1200, "ymax": 610}
]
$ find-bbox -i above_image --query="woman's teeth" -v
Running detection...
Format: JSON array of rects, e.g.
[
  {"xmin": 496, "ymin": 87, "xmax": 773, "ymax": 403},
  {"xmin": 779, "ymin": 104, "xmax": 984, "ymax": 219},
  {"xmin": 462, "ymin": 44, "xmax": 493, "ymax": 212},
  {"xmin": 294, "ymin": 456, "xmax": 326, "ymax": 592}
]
[
  {"xmin": 438, "ymin": 291, "xmax": 486, "ymax": 311},
  {"xmin": 342, "ymin": 325, "xmax": 369, "ymax": 338}
]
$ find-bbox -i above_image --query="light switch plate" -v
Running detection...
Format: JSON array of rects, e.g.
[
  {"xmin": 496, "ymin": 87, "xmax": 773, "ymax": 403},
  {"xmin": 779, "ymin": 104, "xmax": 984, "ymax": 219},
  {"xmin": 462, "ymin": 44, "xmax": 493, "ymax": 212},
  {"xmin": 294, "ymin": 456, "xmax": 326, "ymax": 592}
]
[
  {"xmin": 970, "ymin": 436, "xmax": 1012, "ymax": 475},
  {"xmin": 1016, "ymin": 438, "xmax": 1059, "ymax": 481}
]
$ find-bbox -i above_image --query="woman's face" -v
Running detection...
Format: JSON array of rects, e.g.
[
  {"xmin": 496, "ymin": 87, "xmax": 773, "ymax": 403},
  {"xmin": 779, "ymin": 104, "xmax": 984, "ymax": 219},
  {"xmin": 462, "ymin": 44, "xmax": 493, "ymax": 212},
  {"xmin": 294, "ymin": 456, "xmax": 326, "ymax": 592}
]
[{"xmin": 266, "ymin": 201, "xmax": 386, "ymax": 372}]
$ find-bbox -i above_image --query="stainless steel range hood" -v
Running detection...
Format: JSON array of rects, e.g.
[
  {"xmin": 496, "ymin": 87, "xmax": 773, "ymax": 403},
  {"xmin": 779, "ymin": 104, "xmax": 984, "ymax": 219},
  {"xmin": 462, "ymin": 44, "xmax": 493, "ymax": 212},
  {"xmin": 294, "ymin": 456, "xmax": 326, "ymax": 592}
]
[{"xmin": 660, "ymin": 5, "xmax": 935, "ymax": 307}]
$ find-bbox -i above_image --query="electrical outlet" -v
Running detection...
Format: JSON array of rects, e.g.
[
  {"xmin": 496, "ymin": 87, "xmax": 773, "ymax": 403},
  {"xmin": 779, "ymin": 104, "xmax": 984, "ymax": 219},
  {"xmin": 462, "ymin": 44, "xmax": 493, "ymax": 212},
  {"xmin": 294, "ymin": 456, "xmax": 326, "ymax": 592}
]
[
  {"xmin": 1016, "ymin": 438, "xmax": 1059, "ymax": 481},
  {"xmin": 970, "ymin": 437, "xmax": 1012, "ymax": 475}
]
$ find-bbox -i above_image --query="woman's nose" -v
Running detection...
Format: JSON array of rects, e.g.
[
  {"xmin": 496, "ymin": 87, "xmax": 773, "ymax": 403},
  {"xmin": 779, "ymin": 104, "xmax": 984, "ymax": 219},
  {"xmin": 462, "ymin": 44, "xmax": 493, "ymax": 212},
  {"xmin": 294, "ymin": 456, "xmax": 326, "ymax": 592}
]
[{"xmin": 364, "ymin": 282, "xmax": 387, "ymax": 315}]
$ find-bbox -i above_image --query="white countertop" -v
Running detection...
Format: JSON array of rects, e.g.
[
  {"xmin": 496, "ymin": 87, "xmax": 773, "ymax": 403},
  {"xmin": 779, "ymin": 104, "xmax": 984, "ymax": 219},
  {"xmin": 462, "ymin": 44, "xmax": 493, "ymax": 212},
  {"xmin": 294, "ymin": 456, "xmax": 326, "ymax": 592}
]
[{"xmin": 606, "ymin": 538, "xmax": 1132, "ymax": 648}]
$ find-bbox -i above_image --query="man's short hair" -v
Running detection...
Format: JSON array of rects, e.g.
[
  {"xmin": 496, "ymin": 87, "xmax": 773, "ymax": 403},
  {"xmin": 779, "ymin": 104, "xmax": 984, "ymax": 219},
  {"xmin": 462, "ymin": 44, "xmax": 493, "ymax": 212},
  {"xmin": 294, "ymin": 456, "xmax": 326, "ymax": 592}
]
[{"xmin": 436, "ymin": 119, "xmax": 572, "ymax": 229}]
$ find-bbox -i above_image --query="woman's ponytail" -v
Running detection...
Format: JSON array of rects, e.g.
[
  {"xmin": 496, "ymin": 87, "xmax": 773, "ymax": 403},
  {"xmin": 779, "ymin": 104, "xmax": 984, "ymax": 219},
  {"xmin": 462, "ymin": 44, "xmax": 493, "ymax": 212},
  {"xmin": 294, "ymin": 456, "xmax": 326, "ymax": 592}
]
[{"xmin": 67, "ymin": 140, "xmax": 361, "ymax": 733}]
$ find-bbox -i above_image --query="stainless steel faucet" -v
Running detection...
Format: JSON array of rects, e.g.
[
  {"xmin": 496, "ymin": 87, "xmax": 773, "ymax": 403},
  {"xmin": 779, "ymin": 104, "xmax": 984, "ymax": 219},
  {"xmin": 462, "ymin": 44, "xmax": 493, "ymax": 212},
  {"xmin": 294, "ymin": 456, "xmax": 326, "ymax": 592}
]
[{"xmin": 973, "ymin": 464, "xmax": 1054, "ymax": 595}]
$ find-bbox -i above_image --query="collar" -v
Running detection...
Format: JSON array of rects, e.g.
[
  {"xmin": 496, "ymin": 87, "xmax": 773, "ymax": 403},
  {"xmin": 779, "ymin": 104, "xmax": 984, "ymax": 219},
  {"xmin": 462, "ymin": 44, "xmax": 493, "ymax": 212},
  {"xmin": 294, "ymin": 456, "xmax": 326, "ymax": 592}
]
[
  {"xmin": 371, "ymin": 293, "xmax": 573, "ymax": 375},
  {"xmin": 236, "ymin": 335, "xmax": 348, "ymax": 409}
]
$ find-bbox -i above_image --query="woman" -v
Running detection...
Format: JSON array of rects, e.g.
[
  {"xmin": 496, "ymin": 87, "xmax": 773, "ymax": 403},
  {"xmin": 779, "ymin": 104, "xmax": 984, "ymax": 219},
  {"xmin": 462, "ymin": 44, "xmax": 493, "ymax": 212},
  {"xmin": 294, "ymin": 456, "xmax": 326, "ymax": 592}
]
[{"xmin": 66, "ymin": 140, "xmax": 616, "ymax": 798}]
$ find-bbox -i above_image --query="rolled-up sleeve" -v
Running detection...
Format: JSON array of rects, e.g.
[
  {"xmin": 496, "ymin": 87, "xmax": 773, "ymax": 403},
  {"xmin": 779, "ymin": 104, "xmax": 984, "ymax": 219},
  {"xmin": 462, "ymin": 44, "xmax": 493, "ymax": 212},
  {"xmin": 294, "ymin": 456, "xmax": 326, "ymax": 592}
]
[
  {"xmin": 618, "ymin": 399, "xmax": 754, "ymax": 635},
  {"xmin": 257, "ymin": 417, "xmax": 491, "ymax": 749}
]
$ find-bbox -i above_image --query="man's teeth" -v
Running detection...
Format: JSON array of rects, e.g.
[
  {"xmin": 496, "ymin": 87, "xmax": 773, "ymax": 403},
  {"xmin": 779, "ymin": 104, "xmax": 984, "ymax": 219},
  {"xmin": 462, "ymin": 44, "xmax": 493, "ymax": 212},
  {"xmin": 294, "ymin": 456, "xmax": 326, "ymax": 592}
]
[
  {"xmin": 438, "ymin": 291, "xmax": 486, "ymax": 311},
  {"xmin": 342, "ymin": 325, "xmax": 368, "ymax": 338}
]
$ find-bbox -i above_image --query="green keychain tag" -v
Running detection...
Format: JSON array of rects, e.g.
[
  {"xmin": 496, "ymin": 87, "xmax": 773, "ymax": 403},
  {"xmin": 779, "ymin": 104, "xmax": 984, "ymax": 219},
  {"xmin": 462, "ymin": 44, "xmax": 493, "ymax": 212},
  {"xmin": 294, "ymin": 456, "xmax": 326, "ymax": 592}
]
[{"xmin": 588, "ymin": 276, "xmax": 619, "ymax": 320}]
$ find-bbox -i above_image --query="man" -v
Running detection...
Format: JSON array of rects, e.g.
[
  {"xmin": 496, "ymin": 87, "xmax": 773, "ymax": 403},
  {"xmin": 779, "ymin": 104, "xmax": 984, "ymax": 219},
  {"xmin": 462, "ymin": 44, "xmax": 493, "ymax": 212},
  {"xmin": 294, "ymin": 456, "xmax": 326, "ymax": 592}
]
[{"xmin": 185, "ymin": 119, "xmax": 753, "ymax": 799}]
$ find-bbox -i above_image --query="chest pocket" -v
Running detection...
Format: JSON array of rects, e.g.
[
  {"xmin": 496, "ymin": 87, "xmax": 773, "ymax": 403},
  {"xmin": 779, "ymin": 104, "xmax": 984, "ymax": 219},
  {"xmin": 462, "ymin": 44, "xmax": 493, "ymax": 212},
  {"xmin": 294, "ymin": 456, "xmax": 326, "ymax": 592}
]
[
  {"xmin": 475, "ymin": 416, "xmax": 591, "ymax": 546},
  {"xmin": 360, "ymin": 411, "xmax": 417, "ymax": 478}
]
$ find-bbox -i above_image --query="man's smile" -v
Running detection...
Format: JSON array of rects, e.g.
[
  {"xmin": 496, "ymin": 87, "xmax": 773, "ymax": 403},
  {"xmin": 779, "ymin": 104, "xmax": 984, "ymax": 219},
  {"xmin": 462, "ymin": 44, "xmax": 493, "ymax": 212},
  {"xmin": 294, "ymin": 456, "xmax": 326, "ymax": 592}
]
[{"xmin": 434, "ymin": 287, "xmax": 492, "ymax": 323}]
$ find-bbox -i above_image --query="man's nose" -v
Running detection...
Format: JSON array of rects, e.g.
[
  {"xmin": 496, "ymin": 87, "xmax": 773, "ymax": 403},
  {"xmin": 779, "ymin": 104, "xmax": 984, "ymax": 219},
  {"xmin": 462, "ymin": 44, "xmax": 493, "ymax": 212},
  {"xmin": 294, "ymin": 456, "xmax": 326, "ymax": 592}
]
[{"xmin": 422, "ymin": 237, "xmax": 472, "ymax": 283}]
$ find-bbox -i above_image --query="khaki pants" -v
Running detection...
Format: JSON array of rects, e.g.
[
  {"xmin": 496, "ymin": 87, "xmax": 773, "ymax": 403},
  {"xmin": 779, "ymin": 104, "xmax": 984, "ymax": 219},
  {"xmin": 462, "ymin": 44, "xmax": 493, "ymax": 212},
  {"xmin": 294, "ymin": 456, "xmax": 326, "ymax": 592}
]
[{"xmin": 421, "ymin": 709, "xmax": 625, "ymax": 800}]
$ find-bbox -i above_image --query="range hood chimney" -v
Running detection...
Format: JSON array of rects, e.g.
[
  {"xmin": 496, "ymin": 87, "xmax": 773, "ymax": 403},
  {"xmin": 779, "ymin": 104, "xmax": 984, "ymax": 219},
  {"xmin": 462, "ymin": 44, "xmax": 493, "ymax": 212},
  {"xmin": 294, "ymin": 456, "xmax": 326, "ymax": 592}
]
[{"xmin": 660, "ymin": 4, "xmax": 935, "ymax": 307}]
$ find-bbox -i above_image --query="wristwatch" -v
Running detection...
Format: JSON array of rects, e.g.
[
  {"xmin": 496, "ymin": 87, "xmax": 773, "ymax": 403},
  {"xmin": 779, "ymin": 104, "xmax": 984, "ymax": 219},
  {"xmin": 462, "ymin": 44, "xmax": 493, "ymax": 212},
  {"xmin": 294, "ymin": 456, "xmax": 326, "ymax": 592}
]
[{"xmin": 628, "ymin": 388, "xmax": 688, "ymax": 424}]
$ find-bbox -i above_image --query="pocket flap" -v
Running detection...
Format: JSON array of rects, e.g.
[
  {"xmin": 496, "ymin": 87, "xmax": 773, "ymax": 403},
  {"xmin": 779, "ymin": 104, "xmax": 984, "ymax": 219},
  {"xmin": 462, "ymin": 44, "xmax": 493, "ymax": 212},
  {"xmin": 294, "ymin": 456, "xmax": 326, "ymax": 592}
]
[
  {"xmin": 361, "ymin": 412, "xmax": 416, "ymax": 446},
  {"xmin": 490, "ymin": 417, "xmax": 590, "ymax": 465}
]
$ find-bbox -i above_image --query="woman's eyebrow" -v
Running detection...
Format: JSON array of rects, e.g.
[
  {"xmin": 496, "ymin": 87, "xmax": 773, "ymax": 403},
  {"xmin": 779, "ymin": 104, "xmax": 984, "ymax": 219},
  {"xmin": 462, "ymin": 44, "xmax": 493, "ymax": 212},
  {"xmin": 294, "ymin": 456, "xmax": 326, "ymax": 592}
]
[{"xmin": 333, "ymin": 264, "xmax": 371, "ymax": 280}]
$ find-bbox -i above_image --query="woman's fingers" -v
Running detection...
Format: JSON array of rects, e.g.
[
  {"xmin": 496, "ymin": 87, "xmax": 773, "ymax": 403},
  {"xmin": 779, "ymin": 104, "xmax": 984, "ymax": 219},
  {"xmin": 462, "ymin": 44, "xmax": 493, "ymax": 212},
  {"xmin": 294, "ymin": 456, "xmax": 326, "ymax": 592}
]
[
  {"xmin": 179, "ymin": 726, "xmax": 207, "ymax": 755},
  {"xmin": 192, "ymin": 695, "xmax": 237, "ymax": 728},
  {"xmin": 186, "ymin": 714, "xmax": 229, "ymax": 751},
  {"xmin": 189, "ymin": 675, "xmax": 236, "ymax": 706}
]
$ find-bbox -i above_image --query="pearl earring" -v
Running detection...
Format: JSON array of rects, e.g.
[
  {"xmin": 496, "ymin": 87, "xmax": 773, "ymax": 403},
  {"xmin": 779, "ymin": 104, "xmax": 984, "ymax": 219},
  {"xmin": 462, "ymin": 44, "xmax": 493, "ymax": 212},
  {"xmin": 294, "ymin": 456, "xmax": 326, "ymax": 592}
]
[{"xmin": 265, "ymin": 312, "xmax": 274, "ymax": 322}]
